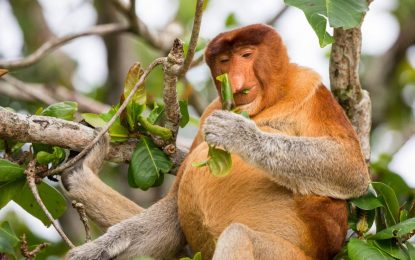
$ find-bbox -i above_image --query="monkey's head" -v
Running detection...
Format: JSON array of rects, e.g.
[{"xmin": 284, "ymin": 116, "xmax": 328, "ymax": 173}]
[{"xmin": 205, "ymin": 24, "xmax": 289, "ymax": 116}]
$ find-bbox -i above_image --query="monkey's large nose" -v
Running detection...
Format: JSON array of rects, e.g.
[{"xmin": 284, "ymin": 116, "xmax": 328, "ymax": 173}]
[{"xmin": 229, "ymin": 74, "xmax": 245, "ymax": 94}]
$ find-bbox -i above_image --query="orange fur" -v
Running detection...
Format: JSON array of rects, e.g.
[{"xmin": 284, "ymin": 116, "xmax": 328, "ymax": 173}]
[{"xmin": 176, "ymin": 24, "xmax": 367, "ymax": 259}]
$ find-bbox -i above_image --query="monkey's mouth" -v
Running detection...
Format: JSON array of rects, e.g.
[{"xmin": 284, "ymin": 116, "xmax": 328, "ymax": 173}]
[{"xmin": 233, "ymin": 85, "xmax": 259, "ymax": 106}]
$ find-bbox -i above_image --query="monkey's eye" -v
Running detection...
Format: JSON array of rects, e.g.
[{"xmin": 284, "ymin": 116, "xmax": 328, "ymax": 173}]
[
  {"xmin": 242, "ymin": 52, "xmax": 252, "ymax": 58},
  {"xmin": 219, "ymin": 58, "xmax": 229, "ymax": 63}
]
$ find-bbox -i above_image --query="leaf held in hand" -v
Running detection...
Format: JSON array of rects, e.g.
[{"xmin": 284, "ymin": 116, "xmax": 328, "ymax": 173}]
[{"xmin": 216, "ymin": 73, "xmax": 235, "ymax": 110}]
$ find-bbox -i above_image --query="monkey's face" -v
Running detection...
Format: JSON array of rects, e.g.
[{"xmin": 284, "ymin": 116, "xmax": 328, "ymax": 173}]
[{"xmin": 214, "ymin": 46, "xmax": 264, "ymax": 115}]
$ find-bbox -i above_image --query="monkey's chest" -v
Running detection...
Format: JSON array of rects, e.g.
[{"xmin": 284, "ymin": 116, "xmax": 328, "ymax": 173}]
[{"xmin": 177, "ymin": 143, "xmax": 300, "ymax": 257}]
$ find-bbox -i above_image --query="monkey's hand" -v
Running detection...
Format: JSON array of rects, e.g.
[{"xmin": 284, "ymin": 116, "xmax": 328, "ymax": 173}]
[
  {"xmin": 203, "ymin": 110, "xmax": 258, "ymax": 154},
  {"xmin": 66, "ymin": 240, "xmax": 112, "ymax": 260}
]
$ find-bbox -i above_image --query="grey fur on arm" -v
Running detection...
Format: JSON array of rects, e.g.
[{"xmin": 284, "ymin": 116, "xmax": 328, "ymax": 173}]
[
  {"xmin": 66, "ymin": 194, "xmax": 186, "ymax": 260},
  {"xmin": 203, "ymin": 110, "xmax": 370, "ymax": 199}
]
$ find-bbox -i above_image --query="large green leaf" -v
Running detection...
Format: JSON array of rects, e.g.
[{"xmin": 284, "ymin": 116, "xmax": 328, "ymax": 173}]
[
  {"xmin": 0, "ymin": 159, "xmax": 24, "ymax": 183},
  {"xmin": 0, "ymin": 221, "xmax": 19, "ymax": 255},
  {"xmin": 405, "ymin": 242, "xmax": 415, "ymax": 260},
  {"xmin": 128, "ymin": 137, "xmax": 172, "ymax": 190},
  {"xmin": 13, "ymin": 180, "xmax": 67, "ymax": 226},
  {"xmin": 284, "ymin": 0, "xmax": 367, "ymax": 47},
  {"xmin": 372, "ymin": 182, "xmax": 400, "ymax": 226},
  {"xmin": 348, "ymin": 238, "xmax": 394, "ymax": 260},
  {"xmin": 369, "ymin": 218, "xmax": 415, "ymax": 240},
  {"xmin": 41, "ymin": 101, "xmax": 77, "ymax": 121},
  {"xmin": 0, "ymin": 179, "xmax": 25, "ymax": 208},
  {"xmin": 373, "ymin": 240, "xmax": 409, "ymax": 260}
]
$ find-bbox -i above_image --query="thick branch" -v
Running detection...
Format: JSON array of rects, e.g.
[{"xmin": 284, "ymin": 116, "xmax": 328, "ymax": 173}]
[
  {"xmin": 0, "ymin": 107, "xmax": 189, "ymax": 164},
  {"xmin": 163, "ymin": 39, "xmax": 184, "ymax": 141},
  {"xmin": 329, "ymin": 27, "xmax": 371, "ymax": 161},
  {"xmin": 179, "ymin": 0, "xmax": 204, "ymax": 75},
  {"xmin": 0, "ymin": 23, "xmax": 128, "ymax": 70}
]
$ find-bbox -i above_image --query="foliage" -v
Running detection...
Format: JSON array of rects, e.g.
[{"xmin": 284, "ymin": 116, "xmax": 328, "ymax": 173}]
[
  {"xmin": 337, "ymin": 156, "xmax": 415, "ymax": 259},
  {"xmin": 284, "ymin": 0, "xmax": 368, "ymax": 47}
]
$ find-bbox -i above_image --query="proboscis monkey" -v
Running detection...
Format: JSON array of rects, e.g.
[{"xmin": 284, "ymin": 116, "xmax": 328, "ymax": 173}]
[{"xmin": 65, "ymin": 24, "xmax": 370, "ymax": 260}]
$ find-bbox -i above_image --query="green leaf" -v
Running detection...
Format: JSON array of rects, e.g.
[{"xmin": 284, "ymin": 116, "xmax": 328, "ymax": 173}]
[
  {"xmin": 207, "ymin": 146, "xmax": 232, "ymax": 177},
  {"xmin": 327, "ymin": 0, "xmax": 368, "ymax": 28},
  {"xmin": 193, "ymin": 252, "xmax": 202, "ymax": 260},
  {"xmin": 128, "ymin": 137, "xmax": 172, "ymax": 190},
  {"xmin": 138, "ymin": 116, "xmax": 172, "ymax": 140},
  {"xmin": 0, "ymin": 179, "xmax": 25, "ymax": 209},
  {"xmin": 36, "ymin": 151, "xmax": 55, "ymax": 165},
  {"xmin": 0, "ymin": 159, "xmax": 24, "ymax": 183},
  {"xmin": 369, "ymin": 218, "xmax": 415, "ymax": 240},
  {"xmin": 36, "ymin": 147, "xmax": 66, "ymax": 167},
  {"xmin": 216, "ymin": 73, "xmax": 235, "ymax": 110},
  {"xmin": 82, "ymin": 113, "xmax": 107, "ymax": 128},
  {"xmin": 373, "ymin": 240, "xmax": 409, "ymax": 260},
  {"xmin": 372, "ymin": 182, "xmax": 400, "ymax": 226},
  {"xmin": 347, "ymin": 238, "xmax": 394, "ymax": 260},
  {"xmin": 179, "ymin": 100, "xmax": 190, "ymax": 128},
  {"xmin": 192, "ymin": 160, "xmax": 209, "ymax": 168},
  {"xmin": 41, "ymin": 101, "xmax": 78, "ymax": 121},
  {"xmin": 284, "ymin": 0, "xmax": 368, "ymax": 47},
  {"xmin": 225, "ymin": 13, "xmax": 238, "ymax": 27},
  {"xmin": 0, "ymin": 221, "xmax": 19, "ymax": 255},
  {"xmin": 147, "ymin": 103, "xmax": 165, "ymax": 124},
  {"xmin": 350, "ymin": 192, "xmax": 383, "ymax": 210},
  {"xmin": 122, "ymin": 62, "xmax": 146, "ymax": 131},
  {"xmin": 405, "ymin": 242, "xmax": 415, "ymax": 259},
  {"xmin": 13, "ymin": 180, "xmax": 67, "ymax": 226}
]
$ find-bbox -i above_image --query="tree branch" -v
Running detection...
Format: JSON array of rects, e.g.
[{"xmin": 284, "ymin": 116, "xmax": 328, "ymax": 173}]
[
  {"xmin": 0, "ymin": 76, "xmax": 109, "ymax": 113},
  {"xmin": 179, "ymin": 0, "xmax": 205, "ymax": 75},
  {"xmin": 267, "ymin": 5, "xmax": 289, "ymax": 25},
  {"xmin": 25, "ymin": 160, "xmax": 75, "ymax": 248},
  {"xmin": 72, "ymin": 200, "xmax": 91, "ymax": 243},
  {"xmin": 330, "ymin": 27, "xmax": 371, "ymax": 162},
  {"xmin": 0, "ymin": 23, "xmax": 128, "ymax": 70},
  {"xmin": 0, "ymin": 107, "xmax": 189, "ymax": 165},
  {"xmin": 44, "ymin": 57, "xmax": 165, "ymax": 176},
  {"xmin": 111, "ymin": 0, "xmax": 179, "ymax": 52}
]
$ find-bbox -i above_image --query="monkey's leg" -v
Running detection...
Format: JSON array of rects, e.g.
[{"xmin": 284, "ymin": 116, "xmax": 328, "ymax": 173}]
[
  {"xmin": 212, "ymin": 223, "xmax": 312, "ymax": 260},
  {"xmin": 66, "ymin": 193, "xmax": 186, "ymax": 260},
  {"xmin": 61, "ymin": 135, "xmax": 142, "ymax": 229}
]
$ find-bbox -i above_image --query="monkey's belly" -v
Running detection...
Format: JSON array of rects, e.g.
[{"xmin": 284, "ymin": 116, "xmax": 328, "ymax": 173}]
[{"xmin": 177, "ymin": 143, "xmax": 310, "ymax": 258}]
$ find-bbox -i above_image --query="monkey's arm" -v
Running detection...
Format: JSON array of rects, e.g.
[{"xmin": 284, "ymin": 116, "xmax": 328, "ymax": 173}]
[
  {"xmin": 67, "ymin": 193, "xmax": 186, "ymax": 260},
  {"xmin": 203, "ymin": 111, "xmax": 370, "ymax": 199},
  {"xmin": 61, "ymin": 136, "xmax": 142, "ymax": 229}
]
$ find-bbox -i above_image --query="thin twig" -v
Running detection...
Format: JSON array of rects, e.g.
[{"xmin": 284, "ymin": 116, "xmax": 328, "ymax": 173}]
[
  {"xmin": 20, "ymin": 233, "xmax": 49, "ymax": 260},
  {"xmin": 25, "ymin": 160, "xmax": 75, "ymax": 248},
  {"xmin": 72, "ymin": 200, "xmax": 91, "ymax": 243},
  {"xmin": 179, "ymin": 0, "xmax": 205, "ymax": 76},
  {"xmin": 0, "ymin": 23, "xmax": 128, "ymax": 70},
  {"xmin": 44, "ymin": 57, "xmax": 166, "ymax": 176},
  {"xmin": 267, "ymin": 5, "xmax": 289, "ymax": 25},
  {"xmin": 189, "ymin": 55, "xmax": 204, "ymax": 69},
  {"xmin": 1, "ymin": 75, "xmax": 109, "ymax": 113}
]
